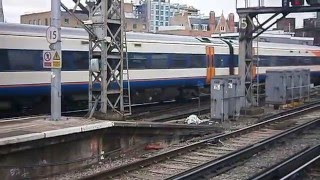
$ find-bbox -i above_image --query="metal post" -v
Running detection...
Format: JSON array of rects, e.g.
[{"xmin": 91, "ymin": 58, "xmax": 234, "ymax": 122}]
[
  {"xmin": 0, "ymin": 0, "xmax": 4, "ymax": 22},
  {"xmin": 51, "ymin": 0, "xmax": 61, "ymax": 120}
]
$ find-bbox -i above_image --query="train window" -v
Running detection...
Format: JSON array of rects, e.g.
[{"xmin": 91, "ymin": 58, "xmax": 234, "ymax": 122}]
[
  {"xmin": 129, "ymin": 54, "xmax": 147, "ymax": 69},
  {"xmin": 189, "ymin": 55, "xmax": 206, "ymax": 68},
  {"xmin": 151, "ymin": 54, "xmax": 168, "ymax": 69},
  {"xmin": 73, "ymin": 51, "xmax": 88, "ymax": 70},
  {"xmin": 0, "ymin": 49, "xmax": 10, "ymax": 71},
  {"xmin": 63, "ymin": 51, "xmax": 88, "ymax": 70},
  {"xmin": 6, "ymin": 49, "xmax": 41, "ymax": 71},
  {"xmin": 171, "ymin": 54, "xmax": 187, "ymax": 68}
]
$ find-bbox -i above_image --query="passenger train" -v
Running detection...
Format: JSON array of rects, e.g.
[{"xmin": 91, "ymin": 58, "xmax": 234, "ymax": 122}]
[{"xmin": 1, "ymin": 23, "xmax": 320, "ymax": 112}]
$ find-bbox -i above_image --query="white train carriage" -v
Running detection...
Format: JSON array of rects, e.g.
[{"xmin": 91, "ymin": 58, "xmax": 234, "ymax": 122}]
[{"xmin": 0, "ymin": 23, "xmax": 320, "ymax": 110}]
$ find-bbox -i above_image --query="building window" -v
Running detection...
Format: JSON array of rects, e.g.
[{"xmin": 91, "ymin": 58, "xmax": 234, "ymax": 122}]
[
  {"xmin": 160, "ymin": 22, "xmax": 163, "ymax": 26},
  {"xmin": 165, "ymin": 11, "xmax": 169, "ymax": 16},
  {"xmin": 155, "ymin": 21, "xmax": 159, "ymax": 26},
  {"xmin": 165, "ymin": 22, "xmax": 169, "ymax": 26},
  {"xmin": 155, "ymin": 27, "xmax": 159, "ymax": 31},
  {"xmin": 64, "ymin": 18, "xmax": 69, "ymax": 24},
  {"xmin": 33, "ymin": 20, "xmax": 36, "ymax": 25},
  {"xmin": 156, "ymin": 16, "xmax": 159, "ymax": 20},
  {"xmin": 193, "ymin": 24, "xmax": 199, "ymax": 30},
  {"xmin": 165, "ymin": 17, "xmax": 169, "ymax": 21},
  {"xmin": 202, "ymin": 24, "xmax": 208, "ymax": 31},
  {"xmin": 161, "ymin": 11, "xmax": 164, "ymax": 15},
  {"xmin": 151, "ymin": 10, "xmax": 154, "ymax": 14},
  {"xmin": 156, "ymin": 5, "xmax": 159, "ymax": 9},
  {"xmin": 156, "ymin": 10, "xmax": 159, "ymax": 15},
  {"xmin": 45, "ymin": 18, "xmax": 48, "ymax": 26},
  {"xmin": 220, "ymin": 26, "xmax": 225, "ymax": 32},
  {"xmin": 133, "ymin": 24, "xmax": 137, "ymax": 29},
  {"xmin": 38, "ymin": 19, "xmax": 41, "ymax": 25},
  {"xmin": 160, "ymin": 16, "xmax": 164, "ymax": 20}
]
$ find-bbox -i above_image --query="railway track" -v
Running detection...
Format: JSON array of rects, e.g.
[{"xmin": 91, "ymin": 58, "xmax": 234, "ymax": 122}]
[
  {"xmin": 79, "ymin": 102, "xmax": 320, "ymax": 180},
  {"xmin": 283, "ymin": 155, "xmax": 320, "ymax": 180},
  {"xmin": 185, "ymin": 117, "xmax": 320, "ymax": 180},
  {"xmin": 1, "ymin": 98, "xmax": 209, "ymax": 122},
  {"xmin": 129, "ymin": 98, "xmax": 210, "ymax": 122},
  {"xmin": 249, "ymin": 144, "xmax": 320, "ymax": 180}
]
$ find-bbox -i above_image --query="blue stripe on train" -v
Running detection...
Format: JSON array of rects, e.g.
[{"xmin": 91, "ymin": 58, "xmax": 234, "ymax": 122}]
[
  {"xmin": 0, "ymin": 78, "xmax": 207, "ymax": 96},
  {"xmin": 1, "ymin": 71, "xmax": 319, "ymax": 97}
]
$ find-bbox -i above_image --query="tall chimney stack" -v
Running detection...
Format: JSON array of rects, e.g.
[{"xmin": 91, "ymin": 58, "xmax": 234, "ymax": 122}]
[{"xmin": 0, "ymin": 0, "xmax": 4, "ymax": 22}]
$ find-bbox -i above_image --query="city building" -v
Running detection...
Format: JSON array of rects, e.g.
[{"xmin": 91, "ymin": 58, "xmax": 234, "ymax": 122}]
[
  {"xmin": 125, "ymin": 3, "xmax": 148, "ymax": 32},
  {"xmin": 21, "ymin": 10, "xmax": 88, "ymax": 28},
  {"xmin": 157, "ymin": 11, "xmax": 236, "ymax": 37},
  {"xmin": 146, "ymin": 0, "xmax": 171, "ymax": 32},
  {"xmin": 276, "ymin": 18, "xmax": 295, "ymax": 32},
  {"xmin": 294, "ymin": 15, "xmax": 320, "ymax": 46},
  {"xmin": 170, "ymin": 3, "xmax": 199, "ymax": 16},
  {"xmin": 20, "ymin": 3, "xmax": 148, "ymax": 32},
  {"xmin": 303, "ymin": 18, "xmax": 320, "ymax": 29}
]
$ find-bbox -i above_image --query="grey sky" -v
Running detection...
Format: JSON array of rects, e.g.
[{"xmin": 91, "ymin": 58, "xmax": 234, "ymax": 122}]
[{"xmin": 2, "ymin": 0, "xmax": 316, "ymax": 28}]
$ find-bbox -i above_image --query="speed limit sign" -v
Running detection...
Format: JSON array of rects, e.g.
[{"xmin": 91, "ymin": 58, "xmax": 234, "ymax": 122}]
[{"xmin": 46, "ymin": 26, "xmax": 58, "ymax": 44}]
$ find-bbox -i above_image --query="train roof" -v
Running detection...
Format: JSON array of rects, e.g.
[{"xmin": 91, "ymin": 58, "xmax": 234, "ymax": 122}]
[
  {"xmin": 0, "ymin": 23, "xmax": 222, "ymax": 44},
  {"xmin": 1, "ymin": 23, "xmax": 319, "ymax": 50}
]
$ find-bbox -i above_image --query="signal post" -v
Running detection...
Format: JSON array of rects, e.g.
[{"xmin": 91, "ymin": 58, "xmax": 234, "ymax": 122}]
[{"xmin": 42, "ymin": 0, "xmax": 62, "ymax": 121}]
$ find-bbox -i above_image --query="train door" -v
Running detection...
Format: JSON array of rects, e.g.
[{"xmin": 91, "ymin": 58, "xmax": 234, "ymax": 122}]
[{"xmin": 206, "ymin": 46, "xmax": 215, "ymax": 84}]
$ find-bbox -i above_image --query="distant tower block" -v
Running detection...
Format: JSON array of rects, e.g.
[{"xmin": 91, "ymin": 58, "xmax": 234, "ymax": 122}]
[{"xmin": 0, "ymin": 0, "xmax": 4, "ymax": 22}]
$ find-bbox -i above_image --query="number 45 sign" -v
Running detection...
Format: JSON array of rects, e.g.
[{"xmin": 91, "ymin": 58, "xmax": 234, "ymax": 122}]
[{"xmin": 46, "ymin": 26, "xmax": 58, "ymax": 44}]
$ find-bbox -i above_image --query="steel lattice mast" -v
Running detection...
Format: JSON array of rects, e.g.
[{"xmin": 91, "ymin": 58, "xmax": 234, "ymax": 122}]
[
  {"xmin": 0, "ymin": 0, "xmax": 4, "ymax": 22},
  {"xmin": 62, "ymin": 0, "xmax": 130, "ymax": 120}
]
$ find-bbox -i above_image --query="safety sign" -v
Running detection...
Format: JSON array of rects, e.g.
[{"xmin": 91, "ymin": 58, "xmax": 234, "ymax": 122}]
[{"xmin": 43, "ymin": 50, "xmax": 62, "ymax": 69}]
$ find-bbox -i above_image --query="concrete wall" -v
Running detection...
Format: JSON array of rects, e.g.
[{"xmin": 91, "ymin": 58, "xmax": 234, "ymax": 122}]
[
  {"xmin": 0, "ymin": 134, "xmax": 101, "ymax": 179},
  {"xmin": 0, "ymin": 126, "xmax": 215, "ymax": 179}
]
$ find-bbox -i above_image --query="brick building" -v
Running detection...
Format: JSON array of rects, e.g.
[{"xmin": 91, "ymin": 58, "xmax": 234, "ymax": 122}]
[
  {"xmin": 21, "ymin": 11, "xmax": 87, "ymax": 28},
  {"xmin": 276, "ymin": 18, "xmax": 295, "ymax": 32},
  {"xmin": 294, "ymin": 15, "xmax": 320, "ymax": 46},
  {"xmin": 157, "ymin": 11, "xmax": 236, "ymax": 37},
  {"xmin": 20, "ymin": 3, "xmax": 148, "ymax": 32}
]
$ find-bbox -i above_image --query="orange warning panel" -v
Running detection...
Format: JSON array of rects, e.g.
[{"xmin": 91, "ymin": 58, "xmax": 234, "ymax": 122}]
[{"xmin": 311, "ymin": 50, "xmax": 320, "ymax": 57}]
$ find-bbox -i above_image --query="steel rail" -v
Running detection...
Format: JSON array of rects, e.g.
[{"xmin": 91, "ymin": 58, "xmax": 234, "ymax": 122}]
[
  {"xmin": 167, "ymin": 118, "xmax": 320, "ymax": 180},
  {"xmin": 248, "ymin": 144, "xmax": 320, "ymax": 180},
  {"xmin": 281, "ymin": 153, "xmax": 320, "ymax": 180},
  {"xmin": 80, "ymin": 102, "xmax": 320, "ymax": 180}
]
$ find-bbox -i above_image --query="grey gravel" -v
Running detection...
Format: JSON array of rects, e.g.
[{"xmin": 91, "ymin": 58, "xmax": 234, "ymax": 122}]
[
  {"xmin": 211, "ymin": 129, "xmax": 320, "ymax": 180},
  {"xmin": 48, "ymin": 107, "xmax": 320, "ymax": 180}
]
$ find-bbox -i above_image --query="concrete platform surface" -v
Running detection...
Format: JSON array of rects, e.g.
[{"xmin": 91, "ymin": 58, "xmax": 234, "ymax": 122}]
[
  {"xmin": 0, "ymin": 116, "xmax": 114, "ymax": 146},
  {"xmin": 0, "ymin": 116, "xmax": 218, "ymax": 146}
]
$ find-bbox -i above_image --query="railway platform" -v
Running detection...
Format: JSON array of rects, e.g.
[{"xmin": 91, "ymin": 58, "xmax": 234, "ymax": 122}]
[{"xmin": 0, "ymin": 116, "xmax": 219, "ymax": 179}]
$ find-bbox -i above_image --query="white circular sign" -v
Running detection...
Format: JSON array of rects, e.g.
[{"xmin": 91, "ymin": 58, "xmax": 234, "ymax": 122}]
[
  {"xmin": 44, "ymin": 52, "xmax": 52, "ymax": 61},
  {"xmin": 46, "ymin": 26, "xmax": 58, "ymax": 44}
]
